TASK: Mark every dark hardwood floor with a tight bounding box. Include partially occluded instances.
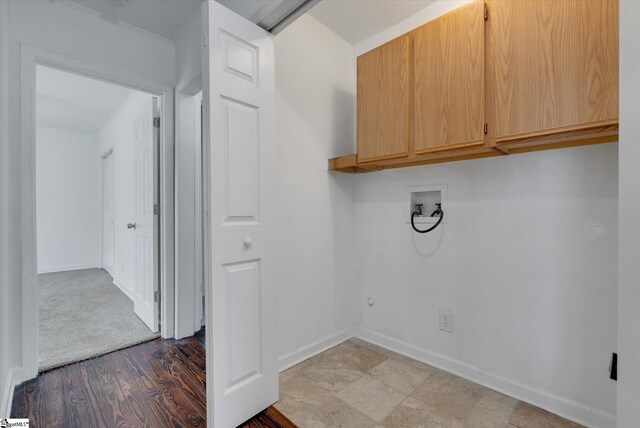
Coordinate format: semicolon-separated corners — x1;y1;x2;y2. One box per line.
11;329;295;428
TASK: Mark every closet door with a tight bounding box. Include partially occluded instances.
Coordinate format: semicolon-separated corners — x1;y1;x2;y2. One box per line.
486;0;619;144
413;0;485;153
357;35;411;163
203;1;278;426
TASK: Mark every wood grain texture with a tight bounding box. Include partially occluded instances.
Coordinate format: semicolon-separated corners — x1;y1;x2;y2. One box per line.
486;0;619;142
357;35;410;163
499;123;618;154
329;146;503;173
11;330;296;428
414;0;485;153
328;154;377;173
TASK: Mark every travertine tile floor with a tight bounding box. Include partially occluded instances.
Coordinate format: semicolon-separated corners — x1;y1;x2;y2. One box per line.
275;338;583;428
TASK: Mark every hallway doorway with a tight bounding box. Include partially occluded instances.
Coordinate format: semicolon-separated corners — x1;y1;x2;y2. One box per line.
35;65;161;371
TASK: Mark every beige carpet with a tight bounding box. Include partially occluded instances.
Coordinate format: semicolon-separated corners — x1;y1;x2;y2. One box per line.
38;268;159;372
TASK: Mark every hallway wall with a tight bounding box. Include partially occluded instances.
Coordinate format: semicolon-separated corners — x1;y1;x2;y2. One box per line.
0;0;12;417
0;0;175;393
36;126;100;273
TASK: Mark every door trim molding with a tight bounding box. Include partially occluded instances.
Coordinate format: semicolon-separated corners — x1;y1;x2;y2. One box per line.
175;71;204;339
99;149;114;276
19;43;175;380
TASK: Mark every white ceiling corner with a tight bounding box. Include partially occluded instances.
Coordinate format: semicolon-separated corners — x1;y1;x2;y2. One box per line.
36;66;135;134
308;0;434;45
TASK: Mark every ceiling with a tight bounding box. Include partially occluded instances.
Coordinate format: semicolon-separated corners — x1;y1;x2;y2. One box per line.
65;0;314;40
37;66;134;134
63;0;426;44
67;0;202;40
308;0;433;45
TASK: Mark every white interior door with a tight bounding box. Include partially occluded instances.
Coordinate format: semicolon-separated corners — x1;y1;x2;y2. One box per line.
102;152;115;275
133;97;160;333
203;2;277;426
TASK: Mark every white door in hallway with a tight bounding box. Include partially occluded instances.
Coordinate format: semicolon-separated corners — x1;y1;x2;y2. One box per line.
133;97;160;333
203;1;277;426
102;151;115;275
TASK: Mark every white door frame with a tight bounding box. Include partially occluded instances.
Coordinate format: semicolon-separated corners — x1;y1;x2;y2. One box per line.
20;44;175;380
175;71;205;339
100;148;115;276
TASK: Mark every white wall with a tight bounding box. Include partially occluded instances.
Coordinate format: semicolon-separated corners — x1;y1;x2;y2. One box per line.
98;92;154;297
175;7;202;90
36;126;100;273
617;1;640;427
0;0;175;392
355;144;618;427
274;14;359;367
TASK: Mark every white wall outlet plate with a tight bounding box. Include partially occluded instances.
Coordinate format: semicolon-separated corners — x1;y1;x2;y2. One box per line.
439;310;454;333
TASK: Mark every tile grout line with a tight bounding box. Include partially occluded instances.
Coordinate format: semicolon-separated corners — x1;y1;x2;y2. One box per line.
323;341;403;423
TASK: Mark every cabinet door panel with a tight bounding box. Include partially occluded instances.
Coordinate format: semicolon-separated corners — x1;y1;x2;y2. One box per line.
414;0;485;153
487;0;619;142
357;36;410;163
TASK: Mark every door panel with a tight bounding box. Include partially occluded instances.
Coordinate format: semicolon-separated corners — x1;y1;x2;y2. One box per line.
487;0;619;142
133;97;159;333
414;0;485;153
357;35;410;163
223;259;261;391
222;98;259;222
203;1;277;427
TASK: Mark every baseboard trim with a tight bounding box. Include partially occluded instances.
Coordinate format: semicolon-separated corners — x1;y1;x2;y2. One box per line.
37;263;99;274
354;327;615;428
278;328;353;372
112;278;134;302
1;367;20;418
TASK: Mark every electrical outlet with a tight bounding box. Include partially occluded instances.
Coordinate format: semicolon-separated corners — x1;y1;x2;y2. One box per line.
439;310;454;333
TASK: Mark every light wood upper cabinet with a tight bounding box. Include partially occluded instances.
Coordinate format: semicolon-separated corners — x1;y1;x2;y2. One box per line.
486;0;619;145
332;0;619;173
357;35;410;163
414;0;485;153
